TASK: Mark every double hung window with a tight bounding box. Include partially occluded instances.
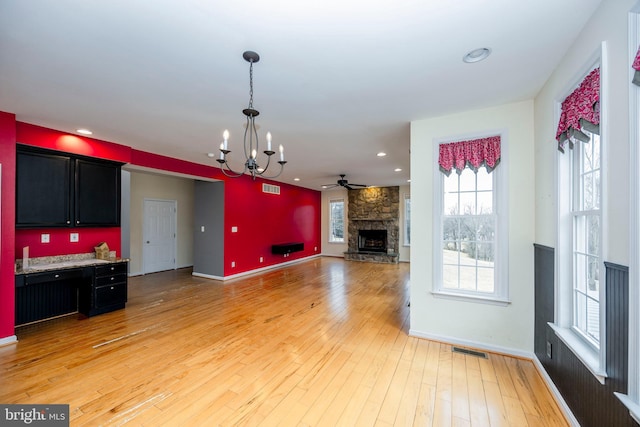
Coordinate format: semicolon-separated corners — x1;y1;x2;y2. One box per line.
433;135;508;303
329;199;345;243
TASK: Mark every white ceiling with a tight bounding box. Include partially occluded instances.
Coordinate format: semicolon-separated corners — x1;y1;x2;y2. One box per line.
0;0;601;190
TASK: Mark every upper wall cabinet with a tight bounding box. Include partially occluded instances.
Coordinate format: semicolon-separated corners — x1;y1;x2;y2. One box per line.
16;145;122;228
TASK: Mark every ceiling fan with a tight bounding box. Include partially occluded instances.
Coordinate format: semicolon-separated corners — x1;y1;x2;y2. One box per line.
322;174;368;190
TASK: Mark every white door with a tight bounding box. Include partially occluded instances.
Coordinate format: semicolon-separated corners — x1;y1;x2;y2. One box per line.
143;199;176;274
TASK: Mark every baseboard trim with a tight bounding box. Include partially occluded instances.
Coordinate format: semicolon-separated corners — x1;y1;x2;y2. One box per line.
532;355;580;427
194;254;322;282
408;329;532;359
0;335;18;347
408;329;578;426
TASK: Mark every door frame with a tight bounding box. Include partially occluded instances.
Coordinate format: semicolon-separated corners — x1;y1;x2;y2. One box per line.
142;198;177;275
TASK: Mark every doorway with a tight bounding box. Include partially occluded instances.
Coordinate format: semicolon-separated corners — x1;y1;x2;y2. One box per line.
143;199;177;274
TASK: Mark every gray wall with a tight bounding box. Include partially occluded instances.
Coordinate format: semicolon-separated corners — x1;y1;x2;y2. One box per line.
193;180;225;277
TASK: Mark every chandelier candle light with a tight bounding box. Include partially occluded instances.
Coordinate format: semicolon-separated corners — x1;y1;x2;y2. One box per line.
216;51;286;179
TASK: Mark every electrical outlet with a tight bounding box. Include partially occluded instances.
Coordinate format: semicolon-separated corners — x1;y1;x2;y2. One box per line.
41;233;50;243
260;257;263;263
201;226;205;232
546;341;552;359
231;226;238;233
70;233;79;242
314;246;317;251
231;261;235;268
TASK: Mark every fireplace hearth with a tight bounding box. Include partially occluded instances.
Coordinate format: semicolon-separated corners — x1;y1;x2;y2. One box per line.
358;229;387;253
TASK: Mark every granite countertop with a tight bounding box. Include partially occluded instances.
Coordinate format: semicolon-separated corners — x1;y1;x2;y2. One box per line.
16;253;129;275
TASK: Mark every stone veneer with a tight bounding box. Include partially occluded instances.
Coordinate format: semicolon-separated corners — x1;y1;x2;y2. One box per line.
344;186;399;264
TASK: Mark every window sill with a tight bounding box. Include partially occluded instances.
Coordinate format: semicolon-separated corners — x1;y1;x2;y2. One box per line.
431;290;511;306
614;393;640;424
548;322;607;384
328;241;345;245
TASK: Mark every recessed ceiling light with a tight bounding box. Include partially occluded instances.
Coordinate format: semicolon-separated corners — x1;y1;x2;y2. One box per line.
294;178;300;181
76;128;93;135
407;179;411;183
207;153;215;158
463;48;491;63
321;185;328;189
394;168;402;172
377;152;387;157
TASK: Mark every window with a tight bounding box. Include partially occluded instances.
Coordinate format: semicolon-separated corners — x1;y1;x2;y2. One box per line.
554;59;606;382
404;194;411;246
441;168;496;293
433;135;508;303
329;198;345;243
571;130;602;346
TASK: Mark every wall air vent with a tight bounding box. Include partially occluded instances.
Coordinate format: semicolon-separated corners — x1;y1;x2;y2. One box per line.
452;346;488;358
262;183;280;195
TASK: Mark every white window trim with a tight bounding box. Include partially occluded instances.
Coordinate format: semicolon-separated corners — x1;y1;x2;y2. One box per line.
431;130;509;305
403;193;411;247
553;42;608;383
617;3;640;420
328;198;345;244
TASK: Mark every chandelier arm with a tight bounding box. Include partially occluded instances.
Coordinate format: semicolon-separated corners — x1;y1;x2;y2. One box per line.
217;159;246;178
255;161;287;180
243;116;251;160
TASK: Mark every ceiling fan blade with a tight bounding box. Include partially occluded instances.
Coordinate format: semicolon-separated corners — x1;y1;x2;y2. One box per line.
350;183;368;187
344;184;354;190
321;183;339;188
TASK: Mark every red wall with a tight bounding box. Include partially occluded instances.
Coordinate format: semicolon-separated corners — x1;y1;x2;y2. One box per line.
15;228;121;258
223;177;321;276
1;119;321;342
0;112;16;340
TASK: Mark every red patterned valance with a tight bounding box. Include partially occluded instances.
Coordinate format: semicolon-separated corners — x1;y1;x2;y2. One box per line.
438;136;501;176
556;67;600;152
633;47;640;86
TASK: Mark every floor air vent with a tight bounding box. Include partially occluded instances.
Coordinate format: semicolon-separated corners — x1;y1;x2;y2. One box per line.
452;347;488;358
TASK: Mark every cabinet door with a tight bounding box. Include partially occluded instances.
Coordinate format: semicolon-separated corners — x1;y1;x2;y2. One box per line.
75;159;121;226
16;150;72;227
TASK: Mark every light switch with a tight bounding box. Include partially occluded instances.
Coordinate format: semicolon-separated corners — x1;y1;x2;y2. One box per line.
41;234;50;243
231;226;238;233
70;233;79;242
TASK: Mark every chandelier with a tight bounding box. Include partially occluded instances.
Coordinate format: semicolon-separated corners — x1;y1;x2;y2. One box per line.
216;51;286;179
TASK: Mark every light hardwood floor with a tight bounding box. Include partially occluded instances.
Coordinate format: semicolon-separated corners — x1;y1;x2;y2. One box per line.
0;257;568;426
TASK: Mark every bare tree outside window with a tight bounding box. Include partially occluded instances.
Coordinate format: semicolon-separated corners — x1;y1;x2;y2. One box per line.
442;168;495;293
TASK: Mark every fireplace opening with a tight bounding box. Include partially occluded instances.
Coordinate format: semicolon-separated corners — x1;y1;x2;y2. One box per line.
358;229;387;253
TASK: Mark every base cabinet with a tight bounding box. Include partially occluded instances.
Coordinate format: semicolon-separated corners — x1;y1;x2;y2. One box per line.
80;262;128;317
16;261;128;326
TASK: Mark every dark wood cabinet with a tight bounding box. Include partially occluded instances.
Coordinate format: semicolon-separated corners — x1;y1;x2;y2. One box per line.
75;159;121;226
15;268;84;326
16;261;129;325
16;145;122;228
79;262;128;317
16;149;73;227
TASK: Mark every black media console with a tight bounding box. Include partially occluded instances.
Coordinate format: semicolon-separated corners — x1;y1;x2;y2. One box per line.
271;242;304;255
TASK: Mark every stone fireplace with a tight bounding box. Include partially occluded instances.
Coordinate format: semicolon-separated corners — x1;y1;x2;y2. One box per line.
344;186;399;263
